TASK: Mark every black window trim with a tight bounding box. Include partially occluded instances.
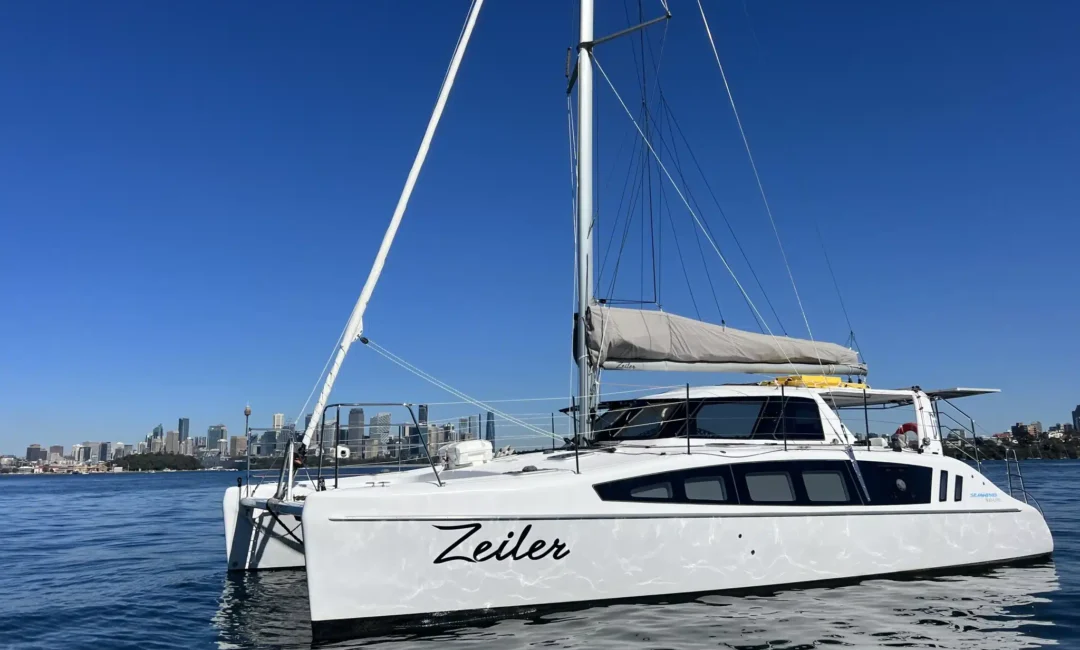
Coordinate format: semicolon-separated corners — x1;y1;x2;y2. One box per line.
939;469;948;502
594;459;935;508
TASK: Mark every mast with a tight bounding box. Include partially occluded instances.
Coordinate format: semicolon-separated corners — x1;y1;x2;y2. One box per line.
575;0;595;441
300;0;485;449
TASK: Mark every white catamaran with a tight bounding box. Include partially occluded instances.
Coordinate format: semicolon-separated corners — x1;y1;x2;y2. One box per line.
223;0;1052;640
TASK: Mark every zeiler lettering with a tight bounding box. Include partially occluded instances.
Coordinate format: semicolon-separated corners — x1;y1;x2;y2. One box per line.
433;523;571;564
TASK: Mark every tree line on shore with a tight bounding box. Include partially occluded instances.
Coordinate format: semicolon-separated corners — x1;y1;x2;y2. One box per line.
944;436;1080;461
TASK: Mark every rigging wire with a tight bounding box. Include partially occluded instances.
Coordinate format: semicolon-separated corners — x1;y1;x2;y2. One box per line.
815;223;865;362
361;338;562;441
695;0;820;353
659;95;787;334
591;53;804;376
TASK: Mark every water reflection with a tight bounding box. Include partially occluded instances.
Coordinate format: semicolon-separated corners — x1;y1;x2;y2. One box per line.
214;563;1062;649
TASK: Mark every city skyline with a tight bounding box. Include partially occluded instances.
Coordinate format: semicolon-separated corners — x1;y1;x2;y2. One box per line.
9;401;1080;457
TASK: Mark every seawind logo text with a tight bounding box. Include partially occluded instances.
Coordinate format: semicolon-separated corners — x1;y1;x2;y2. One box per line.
970;491;1000;499
433;523;571;564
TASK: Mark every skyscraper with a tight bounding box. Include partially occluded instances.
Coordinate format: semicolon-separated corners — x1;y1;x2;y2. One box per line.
153;424;164;440
99;442;111;461
1073;405;1080;432
348;408;366;450
370;413;392;444
178;417;190;442
468;415;479;439
207;425;227;452
458;417;469;441
304;413;313;433
25;444;46;462
165;431;179;454
229;436;247;457
418;404;429;426
49;445;65;462
72;443;84;461
485;411;495;443
272;413;285;430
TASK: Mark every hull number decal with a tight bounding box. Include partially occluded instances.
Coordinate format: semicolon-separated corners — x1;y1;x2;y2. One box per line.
433;523;570;564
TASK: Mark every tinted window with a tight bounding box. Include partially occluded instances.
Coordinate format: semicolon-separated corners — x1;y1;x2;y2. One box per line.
593;466;736;504
693;397;824;441
745;472;796;503
939;470;948;502
621;404;679;439
860;461;932;505
954;475;963;502
803;470;850;503
631;482;672;499
684;476;728;502
695;401;764;438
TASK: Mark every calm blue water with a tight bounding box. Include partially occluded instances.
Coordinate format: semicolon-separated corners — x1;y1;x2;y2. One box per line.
2;462;1077;649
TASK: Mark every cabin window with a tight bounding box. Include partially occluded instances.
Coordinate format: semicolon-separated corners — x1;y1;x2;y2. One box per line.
695;401;763;438
744;472;796;503
593;466;737;504
684;476;729;502
954;475;963;502
803;470;850;503
692;397;825;441
939;470;948;502
859;461;932;505
630;482;673;500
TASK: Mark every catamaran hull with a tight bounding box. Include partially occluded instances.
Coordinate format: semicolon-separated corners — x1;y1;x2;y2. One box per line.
303;504;1052;639
223;485;306;571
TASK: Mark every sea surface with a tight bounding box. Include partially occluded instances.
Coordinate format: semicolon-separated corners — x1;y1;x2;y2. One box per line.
2;461;1077;649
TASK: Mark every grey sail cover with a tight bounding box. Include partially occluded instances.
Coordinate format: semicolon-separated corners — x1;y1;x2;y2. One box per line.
583;306;866;375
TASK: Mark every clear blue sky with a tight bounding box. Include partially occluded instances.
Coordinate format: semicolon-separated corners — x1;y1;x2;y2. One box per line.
3;1;1079;454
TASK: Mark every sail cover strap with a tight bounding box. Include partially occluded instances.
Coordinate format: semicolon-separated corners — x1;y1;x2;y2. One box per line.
581;306;866;375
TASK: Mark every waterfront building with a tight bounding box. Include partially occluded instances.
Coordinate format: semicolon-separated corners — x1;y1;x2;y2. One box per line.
80;444;93;462
48;445;65;463
218;438;228;455
178;417;190;442
468;415;479;439
370;413;392;444
485;411;495;443
458;418;469;441
25;444;46;463
272;413;285;430
418;404;429;427
123;444;134;456
194;436;207;450
229;436;247;458
164;431;179;454
207;425;227;451
136;441;147;455
348;408;366;450
71;443;84;462
151;438;163;454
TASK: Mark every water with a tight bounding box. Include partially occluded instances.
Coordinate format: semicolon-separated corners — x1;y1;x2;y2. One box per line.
2;462;1077;649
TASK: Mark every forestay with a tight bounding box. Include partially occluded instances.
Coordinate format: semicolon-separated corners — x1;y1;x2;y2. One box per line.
582;305;866;375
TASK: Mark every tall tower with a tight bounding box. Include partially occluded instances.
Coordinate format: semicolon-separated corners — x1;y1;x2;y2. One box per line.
272;413;285;430
178;417;190;442
348;408;366;450
485;411;495;444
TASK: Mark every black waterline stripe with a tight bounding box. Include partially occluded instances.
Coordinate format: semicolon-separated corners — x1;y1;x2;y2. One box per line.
328;508;1021;522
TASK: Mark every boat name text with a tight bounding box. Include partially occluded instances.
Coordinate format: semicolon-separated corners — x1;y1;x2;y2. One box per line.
433;523;571;564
